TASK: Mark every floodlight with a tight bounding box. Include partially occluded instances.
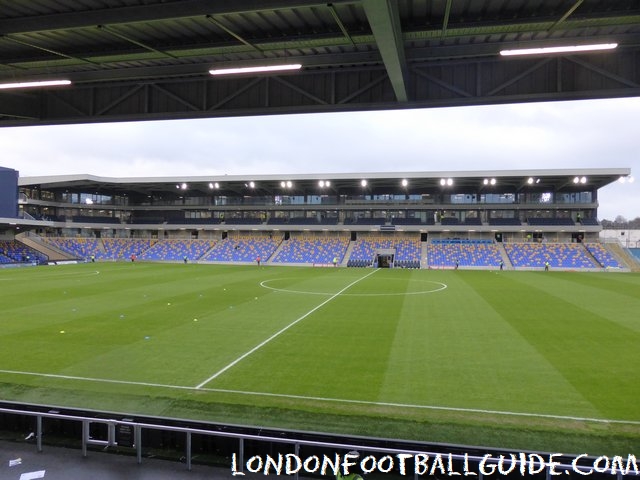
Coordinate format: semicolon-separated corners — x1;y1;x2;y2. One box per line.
209;64;302;75
360;179;367;187
500;43;617;57
286;181;292;188
527;177;534;184
249;181;255;188
447;178;453;186
0;79;71;90
401;179;408;187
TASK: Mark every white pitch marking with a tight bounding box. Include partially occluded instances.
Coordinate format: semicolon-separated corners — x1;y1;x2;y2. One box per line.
194;269;380;389
197;387;640;426
0;369;193;391
259;278;447;296
0;368;638;426
0;270;100;282
20;471;46;480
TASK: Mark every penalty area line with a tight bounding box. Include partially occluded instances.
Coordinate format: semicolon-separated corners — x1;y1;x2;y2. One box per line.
1;368;638;426
194;268;379;389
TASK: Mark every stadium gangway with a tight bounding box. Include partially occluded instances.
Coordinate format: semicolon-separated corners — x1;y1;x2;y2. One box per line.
0;404;636;479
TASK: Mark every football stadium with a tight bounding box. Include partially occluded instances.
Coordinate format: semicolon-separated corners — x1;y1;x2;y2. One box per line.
2;167;640;477
2;1;640;479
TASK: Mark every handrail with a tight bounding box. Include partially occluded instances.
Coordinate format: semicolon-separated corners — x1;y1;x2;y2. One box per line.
0;405;636;477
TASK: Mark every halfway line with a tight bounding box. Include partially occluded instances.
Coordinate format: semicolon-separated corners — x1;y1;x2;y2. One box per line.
194;268;379;389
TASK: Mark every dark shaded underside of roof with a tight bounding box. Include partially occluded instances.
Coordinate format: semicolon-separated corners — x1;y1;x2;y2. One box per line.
1;0;639;127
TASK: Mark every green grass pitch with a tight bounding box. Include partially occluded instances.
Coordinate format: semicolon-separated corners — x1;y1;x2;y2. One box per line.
1;262;639;454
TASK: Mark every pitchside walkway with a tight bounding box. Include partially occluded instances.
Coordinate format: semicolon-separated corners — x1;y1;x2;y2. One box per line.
0;439;310;480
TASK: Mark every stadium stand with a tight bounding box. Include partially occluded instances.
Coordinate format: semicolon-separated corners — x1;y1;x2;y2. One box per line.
348;235;393;266
504;242;597;269
579;217;600;226
71;215;117;224
348;235;421;268
463;217;482;226
288;217;320;225
427;239;502;268
45;237;102;259
526;217;575;226
169;217;222;225
440;217;460;226
584;243;623;268
35;235;630;272
129;215;165;224
140;239;216;261
0;240;48;264
267;217;288;225
344;217;386;226
102;238;156;260
224;217;263;225
10;170;633;272
272;234;349;264
391;217;424;225
488;218;522;226
202;234;280;262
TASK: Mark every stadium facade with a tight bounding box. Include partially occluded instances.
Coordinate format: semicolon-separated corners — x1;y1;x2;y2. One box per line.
0;166;634;270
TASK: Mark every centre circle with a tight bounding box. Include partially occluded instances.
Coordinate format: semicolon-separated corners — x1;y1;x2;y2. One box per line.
259;278;447;296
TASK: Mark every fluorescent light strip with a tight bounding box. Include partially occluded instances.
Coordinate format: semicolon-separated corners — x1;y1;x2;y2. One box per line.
500;43;617;56
0;79;72;90
209;64;302;75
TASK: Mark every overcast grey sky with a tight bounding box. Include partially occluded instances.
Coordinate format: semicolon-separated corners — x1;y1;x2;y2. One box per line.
1;97;638;221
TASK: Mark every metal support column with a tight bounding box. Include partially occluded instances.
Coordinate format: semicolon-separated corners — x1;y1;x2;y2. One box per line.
135;425;142;464
294;443;300;480
185;431;192;471
36;415;43;453
238;437;244;475
82;420;89;457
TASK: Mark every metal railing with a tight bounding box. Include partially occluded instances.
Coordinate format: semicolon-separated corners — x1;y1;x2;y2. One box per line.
0;404;637;479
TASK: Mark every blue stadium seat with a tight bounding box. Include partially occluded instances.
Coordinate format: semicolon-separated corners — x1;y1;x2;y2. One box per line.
427;240;501;268
202;235;280;262
504;243;596;268
273;235;349;264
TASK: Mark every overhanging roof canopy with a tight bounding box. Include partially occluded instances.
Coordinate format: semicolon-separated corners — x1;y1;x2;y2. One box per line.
1;0;640;126
19;168;630;199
